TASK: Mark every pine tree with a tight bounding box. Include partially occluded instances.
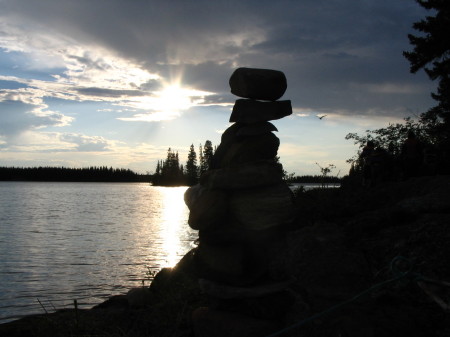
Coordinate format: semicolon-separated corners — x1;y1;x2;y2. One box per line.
200;140;214;175
198;143;205;175
153;148;184;185
185;144;198;185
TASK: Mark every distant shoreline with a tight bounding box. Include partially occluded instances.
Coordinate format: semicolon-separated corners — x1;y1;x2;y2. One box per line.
0;166;152;183
1;166;343;185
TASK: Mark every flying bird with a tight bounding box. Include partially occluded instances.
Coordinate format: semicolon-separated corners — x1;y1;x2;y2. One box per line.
317;115;327;120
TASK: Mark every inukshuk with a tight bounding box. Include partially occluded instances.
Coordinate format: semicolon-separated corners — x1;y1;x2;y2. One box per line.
185;67;295;335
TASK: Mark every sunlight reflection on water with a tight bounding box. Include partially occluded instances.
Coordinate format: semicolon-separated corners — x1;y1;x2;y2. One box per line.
0;182;197;323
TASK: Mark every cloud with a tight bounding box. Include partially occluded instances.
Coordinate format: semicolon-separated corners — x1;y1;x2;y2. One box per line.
0;0;435;120
60;133;111;152
0;100;72;136
118;111;181;123
75;87;147;98
0;0;439;175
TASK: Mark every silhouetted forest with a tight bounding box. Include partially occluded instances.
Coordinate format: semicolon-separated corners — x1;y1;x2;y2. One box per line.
152;141;214;186
0;166;151;182
288;175;341;184
151;141;342;186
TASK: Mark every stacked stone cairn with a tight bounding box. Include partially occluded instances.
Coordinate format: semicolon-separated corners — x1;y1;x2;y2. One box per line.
185;67;296;336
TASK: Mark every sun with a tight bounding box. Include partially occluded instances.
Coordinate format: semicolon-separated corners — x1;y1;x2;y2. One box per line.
118;79;215;122
156;85;192;113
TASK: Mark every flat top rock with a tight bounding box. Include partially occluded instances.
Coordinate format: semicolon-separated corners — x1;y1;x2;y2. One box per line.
236;122;278;136
229;67;287;101
230;99;292;123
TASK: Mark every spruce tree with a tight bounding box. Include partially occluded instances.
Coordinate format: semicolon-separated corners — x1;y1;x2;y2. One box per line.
200;140;214;174
185;144;198;185
198;143;205;175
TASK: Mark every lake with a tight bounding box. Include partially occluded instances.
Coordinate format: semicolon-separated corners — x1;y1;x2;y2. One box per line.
0;182;197;323
0;181;337;323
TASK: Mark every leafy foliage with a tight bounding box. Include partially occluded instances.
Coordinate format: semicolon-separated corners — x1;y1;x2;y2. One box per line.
346;1;450;175
345;117;427;164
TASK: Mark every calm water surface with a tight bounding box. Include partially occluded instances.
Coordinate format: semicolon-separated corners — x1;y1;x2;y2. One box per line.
0;182;197;323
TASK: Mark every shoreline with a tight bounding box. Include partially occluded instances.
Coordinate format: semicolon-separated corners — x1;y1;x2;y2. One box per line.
2;175;449;336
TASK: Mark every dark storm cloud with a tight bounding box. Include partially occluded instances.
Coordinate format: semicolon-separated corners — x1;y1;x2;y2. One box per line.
153;61;235;95
0;0;435;117
1;0;259;62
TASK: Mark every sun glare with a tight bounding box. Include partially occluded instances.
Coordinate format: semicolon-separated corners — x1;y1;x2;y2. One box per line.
160;187;189;267
157;85;191;112
118;78;215;121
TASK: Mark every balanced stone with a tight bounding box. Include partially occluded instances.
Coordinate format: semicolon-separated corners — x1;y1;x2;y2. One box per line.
198;218;284;246
229;183;295;230
212;123;245;169
236;122;278;136
220;123;245;144
218;132;280;167
198;219;245;246
195;242;246;283
184;184;229;231
230;99;292;123
189;68;296;333
229;67;287;101
198;278;294;299
200;160;283;190
218;122;277;145
195;242;269;286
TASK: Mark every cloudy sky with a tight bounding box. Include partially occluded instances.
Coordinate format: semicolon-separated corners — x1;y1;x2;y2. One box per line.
0;0;436;176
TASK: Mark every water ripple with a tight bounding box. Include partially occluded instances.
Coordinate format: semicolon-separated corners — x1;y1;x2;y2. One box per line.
0;182;197;323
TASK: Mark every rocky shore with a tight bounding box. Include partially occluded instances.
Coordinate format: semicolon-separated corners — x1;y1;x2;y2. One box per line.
1;174;449;337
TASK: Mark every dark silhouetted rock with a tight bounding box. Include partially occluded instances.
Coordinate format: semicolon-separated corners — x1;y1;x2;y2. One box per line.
217;132;280;167
229;67;287;101
198;219;245;245
195;241;270;286
236;121;278;136
200;160;283;190
194;242;246;283
198;278;293;299
212;122;279;169
230;183;295;230
192;307;280;337
198;219;285;246
184;184;229;230
220;122;245;143
126;288;152;308
230;99;292;123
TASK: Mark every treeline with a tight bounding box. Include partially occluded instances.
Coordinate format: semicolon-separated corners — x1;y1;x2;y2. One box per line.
152;141;342;186
0;166;151;182
287;175;341;184
152;141;214;186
